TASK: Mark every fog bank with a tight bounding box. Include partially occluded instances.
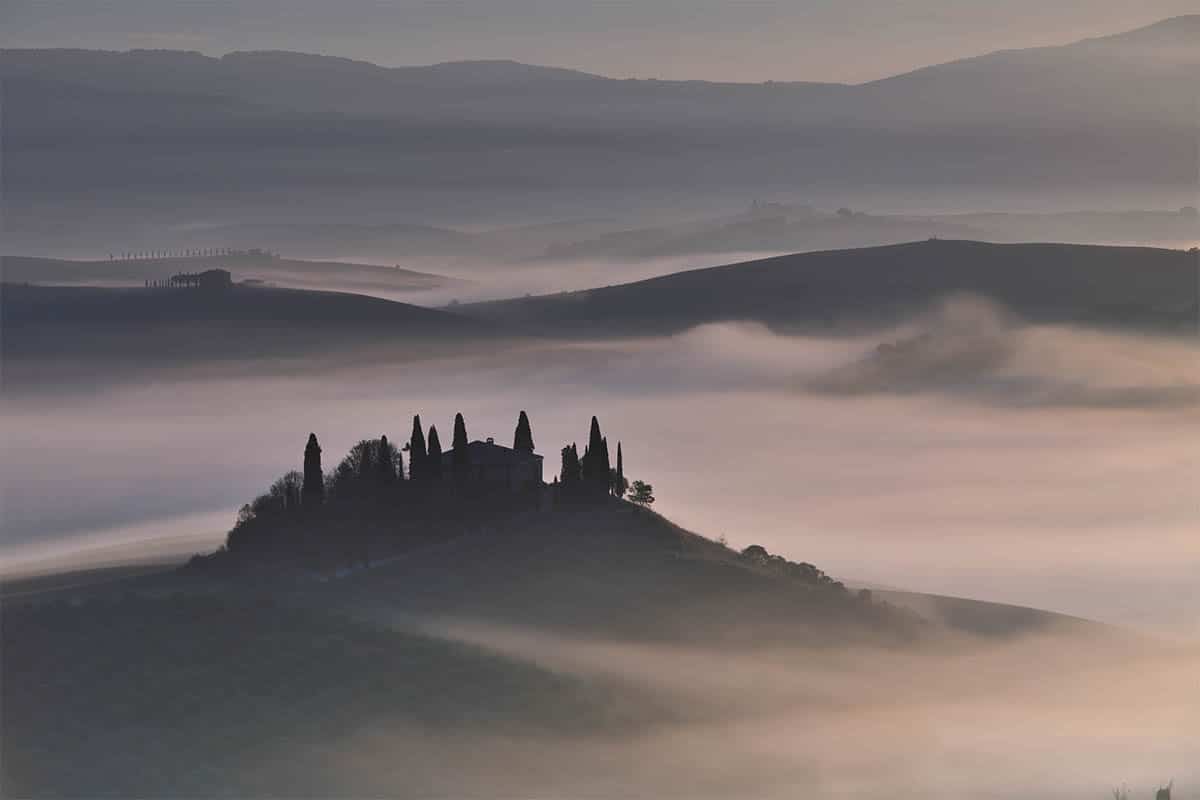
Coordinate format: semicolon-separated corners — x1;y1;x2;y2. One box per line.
3;306;1196;634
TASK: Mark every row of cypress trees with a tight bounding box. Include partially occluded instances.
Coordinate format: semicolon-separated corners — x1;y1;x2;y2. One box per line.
299;410;545;501
559;416;626;498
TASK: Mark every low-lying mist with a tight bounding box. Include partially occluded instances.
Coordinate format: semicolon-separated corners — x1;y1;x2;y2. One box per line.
312;620;1199;798
3;298;1197;635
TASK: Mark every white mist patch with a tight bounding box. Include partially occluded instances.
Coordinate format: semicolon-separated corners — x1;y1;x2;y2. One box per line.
323;619;1200;799
0;508;228;579
807;295;1200;410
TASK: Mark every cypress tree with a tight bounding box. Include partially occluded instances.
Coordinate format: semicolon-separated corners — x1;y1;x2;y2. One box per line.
427;426;443;480
615;441;625;497
513;410;535;452
582;416;609;492
302;433;324;503
588;416;604;458
409;415;427;481
452;412;470;475
560;443;580;485
377;435;397;484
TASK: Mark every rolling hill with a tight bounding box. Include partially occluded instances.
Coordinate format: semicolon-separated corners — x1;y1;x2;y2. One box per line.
1;253;464;294
0;496;1117;797
465;240;1200;335
0;461;1138;797
0;282;497;367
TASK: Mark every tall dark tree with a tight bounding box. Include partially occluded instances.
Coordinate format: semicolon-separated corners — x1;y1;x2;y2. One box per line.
376;435;397;484
409;415;427;481
452;412;470;476
612;440;627;497
302;433;324;504
513;410;535;453
560;443;580;485
427;425;444;480
588;416;604;459
581;416;611;493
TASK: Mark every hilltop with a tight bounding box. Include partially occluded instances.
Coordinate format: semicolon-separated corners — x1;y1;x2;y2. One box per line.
1;252;464;295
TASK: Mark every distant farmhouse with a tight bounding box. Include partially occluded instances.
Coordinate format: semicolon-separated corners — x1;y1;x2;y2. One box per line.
145;268;233;290
169;268;233;290
440;438;543;491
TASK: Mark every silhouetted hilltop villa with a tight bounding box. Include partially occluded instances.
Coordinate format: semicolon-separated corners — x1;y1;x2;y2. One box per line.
144;268;234;289
170;268;232;289
441;438;543;490
209;409;642;567
229;409;630;527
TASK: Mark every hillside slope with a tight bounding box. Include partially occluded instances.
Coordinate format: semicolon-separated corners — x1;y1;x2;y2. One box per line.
1;499;1131;797
1;253;463;294
466;240;1199;335
1;283;496;365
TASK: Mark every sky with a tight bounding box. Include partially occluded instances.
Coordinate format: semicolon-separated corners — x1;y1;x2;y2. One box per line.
3;0;1198;82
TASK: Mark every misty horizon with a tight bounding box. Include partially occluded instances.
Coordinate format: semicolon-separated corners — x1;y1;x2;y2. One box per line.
4;5;1197;83
2;3;1197;796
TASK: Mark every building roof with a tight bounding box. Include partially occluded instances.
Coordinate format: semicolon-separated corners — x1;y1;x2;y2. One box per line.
439;439;542;465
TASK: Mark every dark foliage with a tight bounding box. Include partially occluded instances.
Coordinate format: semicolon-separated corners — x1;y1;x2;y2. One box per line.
452;412;470;475
513;410;535;453
739;544;846;591
376;435;399;484
426;425;444;480
580;417;611;495
302;432;323;504
613;441;627;497
327;438;400;499
560;443;580;486
628;479;654;506
408;415;427;481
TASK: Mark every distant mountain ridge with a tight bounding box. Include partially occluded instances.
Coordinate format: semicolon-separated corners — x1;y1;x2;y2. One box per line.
5;15;1195;87
3;16;1195;240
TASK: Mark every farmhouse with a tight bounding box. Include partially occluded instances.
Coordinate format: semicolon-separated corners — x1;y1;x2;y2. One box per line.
440;438;543;491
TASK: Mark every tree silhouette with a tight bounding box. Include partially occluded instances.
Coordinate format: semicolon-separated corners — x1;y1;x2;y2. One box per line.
614;441;626;497
427;425;444;480
302;433;324;504
581;417;611;495
376;435;397;485
560;443;580;485
629;480;655;506
513;410;535;453
452;412;470;477
328;439;385;497
409;415;427;481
